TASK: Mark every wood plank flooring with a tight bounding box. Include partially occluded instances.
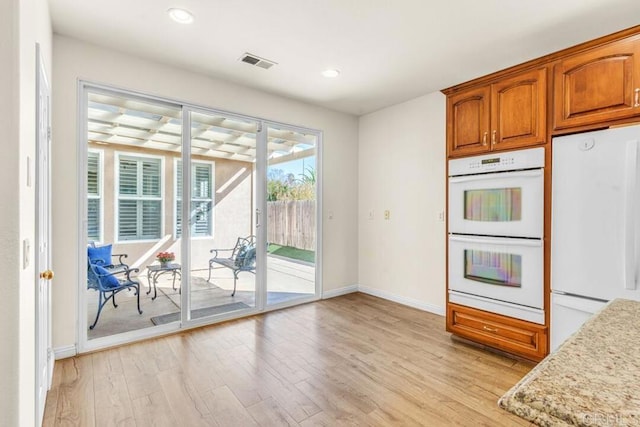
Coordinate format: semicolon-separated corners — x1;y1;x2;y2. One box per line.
44;293;535;426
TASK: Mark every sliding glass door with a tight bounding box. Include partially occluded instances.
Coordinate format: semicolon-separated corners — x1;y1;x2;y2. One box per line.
84;89;184;341
184;109;259;324
80;82;320;351
265;125;319;306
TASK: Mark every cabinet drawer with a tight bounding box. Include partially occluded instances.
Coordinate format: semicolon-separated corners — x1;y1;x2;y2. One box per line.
447;303;548;361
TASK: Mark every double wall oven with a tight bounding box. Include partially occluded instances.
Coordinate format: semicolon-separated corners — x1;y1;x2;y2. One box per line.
448;147;545;324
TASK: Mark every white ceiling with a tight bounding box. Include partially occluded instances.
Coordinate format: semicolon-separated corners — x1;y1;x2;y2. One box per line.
49;0;640;116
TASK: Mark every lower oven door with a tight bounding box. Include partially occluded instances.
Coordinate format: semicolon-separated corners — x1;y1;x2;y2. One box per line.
448;234;543;310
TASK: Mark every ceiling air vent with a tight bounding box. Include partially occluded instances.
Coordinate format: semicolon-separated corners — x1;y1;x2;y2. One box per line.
239;53;277;70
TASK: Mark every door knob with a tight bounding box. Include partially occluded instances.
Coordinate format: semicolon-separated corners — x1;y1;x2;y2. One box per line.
39;270;54;280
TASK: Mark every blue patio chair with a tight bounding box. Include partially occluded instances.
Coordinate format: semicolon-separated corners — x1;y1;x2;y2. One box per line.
87;258;143;330
207;235;256;296
87;242;129;274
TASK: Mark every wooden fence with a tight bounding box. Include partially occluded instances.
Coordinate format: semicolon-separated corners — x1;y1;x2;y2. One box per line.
266;200;316;251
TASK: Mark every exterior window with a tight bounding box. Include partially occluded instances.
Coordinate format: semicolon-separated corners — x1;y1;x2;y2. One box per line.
87;150;102;242
176;160;214;237
117;154;162;241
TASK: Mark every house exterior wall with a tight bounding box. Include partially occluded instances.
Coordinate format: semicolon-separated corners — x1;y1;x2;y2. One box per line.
358;91;447;314
89;142;254;271
52;35;359;351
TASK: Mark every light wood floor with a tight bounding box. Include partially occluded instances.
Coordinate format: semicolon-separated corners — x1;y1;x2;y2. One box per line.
44;293;535;426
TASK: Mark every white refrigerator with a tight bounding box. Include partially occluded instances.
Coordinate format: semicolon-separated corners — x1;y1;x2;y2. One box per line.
551;124;640;351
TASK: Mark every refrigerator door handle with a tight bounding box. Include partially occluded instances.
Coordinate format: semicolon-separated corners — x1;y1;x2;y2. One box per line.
624;139;639;290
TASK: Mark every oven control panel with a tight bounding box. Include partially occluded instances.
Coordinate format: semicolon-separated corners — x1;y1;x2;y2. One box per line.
448;147;544;176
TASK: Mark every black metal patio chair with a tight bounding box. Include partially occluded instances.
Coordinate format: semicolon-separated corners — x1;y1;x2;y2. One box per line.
207;235;256;296
87;258;143;330
87;242;129;274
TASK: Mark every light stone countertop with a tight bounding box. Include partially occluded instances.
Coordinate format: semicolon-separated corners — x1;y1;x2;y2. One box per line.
499;298;640;427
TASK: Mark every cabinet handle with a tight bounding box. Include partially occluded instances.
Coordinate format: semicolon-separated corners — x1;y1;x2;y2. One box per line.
635;88;640;107
482;131;488;146
482;325;498;333
491;130;497;145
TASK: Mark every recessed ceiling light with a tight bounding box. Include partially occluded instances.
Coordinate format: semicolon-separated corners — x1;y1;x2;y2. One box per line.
322;69;341;78
167;8;194;24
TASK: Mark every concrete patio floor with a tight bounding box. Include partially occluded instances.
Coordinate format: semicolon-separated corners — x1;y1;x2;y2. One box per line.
87;256;315;339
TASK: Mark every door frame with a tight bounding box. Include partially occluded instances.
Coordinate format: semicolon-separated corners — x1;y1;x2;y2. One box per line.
35;43;53;426
76;81;322;353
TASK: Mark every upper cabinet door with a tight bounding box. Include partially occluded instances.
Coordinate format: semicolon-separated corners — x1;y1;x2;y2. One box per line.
447;86;491;157
491;68;547;151
554;38;640;130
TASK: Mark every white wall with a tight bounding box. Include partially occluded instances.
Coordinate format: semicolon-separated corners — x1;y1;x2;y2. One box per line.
358;92;447;314
0;0;51;424
0;1;21;424
52;35;359;349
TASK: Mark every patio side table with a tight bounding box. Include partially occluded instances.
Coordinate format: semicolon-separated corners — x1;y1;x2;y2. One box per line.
146;263;182;300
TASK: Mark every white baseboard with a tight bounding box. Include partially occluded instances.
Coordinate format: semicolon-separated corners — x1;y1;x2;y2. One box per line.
53;344;77;360
322;284;358;299
358;285;445;316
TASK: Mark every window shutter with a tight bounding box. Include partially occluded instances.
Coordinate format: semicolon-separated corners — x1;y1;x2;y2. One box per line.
192;201;212;236
118;200;138;240
119;159;138;195
175;161;213;237
87;151;101;241
142;159;161;196
193;164;211;199
118;155;163;241
176;199;183;237
142;200;162;239
176;161;183;237
87;199;100;241
87;152;99;196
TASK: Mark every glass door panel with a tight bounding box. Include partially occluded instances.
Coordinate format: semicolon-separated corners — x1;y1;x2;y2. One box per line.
265;125;318;306
85;90;183;340
187;110;258;320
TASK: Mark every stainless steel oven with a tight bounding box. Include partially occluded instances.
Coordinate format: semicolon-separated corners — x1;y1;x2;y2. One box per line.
448;147;545;324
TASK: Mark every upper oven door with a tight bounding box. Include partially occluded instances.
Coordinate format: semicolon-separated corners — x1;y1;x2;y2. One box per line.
448;169;543;238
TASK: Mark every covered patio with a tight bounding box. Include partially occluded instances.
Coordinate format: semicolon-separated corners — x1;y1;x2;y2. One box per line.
87;255;315;339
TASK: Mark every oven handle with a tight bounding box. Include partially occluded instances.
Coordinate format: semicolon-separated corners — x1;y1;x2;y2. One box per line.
448;168;542;184
448;235;542;247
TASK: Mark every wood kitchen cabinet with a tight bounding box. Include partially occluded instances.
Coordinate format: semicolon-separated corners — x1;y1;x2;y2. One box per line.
447;303;548;361
447;86;491;157
554;36;640;130
447;68;547;158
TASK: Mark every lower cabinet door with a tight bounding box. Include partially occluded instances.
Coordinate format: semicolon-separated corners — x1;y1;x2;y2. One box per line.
447;303;548;361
